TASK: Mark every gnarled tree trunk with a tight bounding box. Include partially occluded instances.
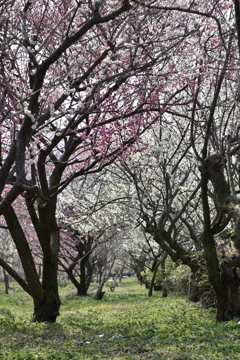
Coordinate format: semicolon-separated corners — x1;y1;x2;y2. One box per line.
202;154;240;320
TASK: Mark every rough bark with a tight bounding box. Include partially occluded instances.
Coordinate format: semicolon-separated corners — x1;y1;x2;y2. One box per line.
202;154;240;320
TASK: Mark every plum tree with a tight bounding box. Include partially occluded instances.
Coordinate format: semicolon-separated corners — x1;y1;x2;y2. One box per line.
1;0;191;321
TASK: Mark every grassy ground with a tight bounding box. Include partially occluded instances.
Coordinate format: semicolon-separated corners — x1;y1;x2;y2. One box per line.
0;278;240;359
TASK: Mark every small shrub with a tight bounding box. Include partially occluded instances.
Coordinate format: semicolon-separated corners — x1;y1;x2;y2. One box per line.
167;264;192;294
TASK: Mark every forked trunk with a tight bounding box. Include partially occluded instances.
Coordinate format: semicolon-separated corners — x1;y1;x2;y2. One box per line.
65;266;89;296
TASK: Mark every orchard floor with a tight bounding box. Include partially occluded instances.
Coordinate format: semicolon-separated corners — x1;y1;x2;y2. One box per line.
0;277;240;359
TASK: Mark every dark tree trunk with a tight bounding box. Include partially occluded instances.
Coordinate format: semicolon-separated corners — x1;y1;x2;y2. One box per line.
188;273;199;302
162;285;167;298
201;167;227;321
220;261;240;318
94;291;105;300
67;269;89;296
33;289;60;322
201;154;240;321
63;253;92;296
94;259;116;300
148;260;159;297
32;201;61;323
32;234;61;322
77;286;88;296
148;252;167;297
76;257;90;296
161;256;168;298
94;281;105;300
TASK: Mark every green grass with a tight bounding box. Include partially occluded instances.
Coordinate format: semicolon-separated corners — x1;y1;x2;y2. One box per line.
0;278;240;359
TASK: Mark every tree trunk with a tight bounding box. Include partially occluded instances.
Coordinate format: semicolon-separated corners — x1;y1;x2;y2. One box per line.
161;256;168;298
32;201;61;322
201;154;240;321
220;261;240;319
148;261;159;297
201;167;227;321
148;253;167;297
32;240;61;322
94;258;115;300
32;289;60;322
32;246;61;322
63;254;92;296
2;202;61;323
77;257;88;296
188;273;199;302
94;281;105;300
77;288;87;296
162;284;168;298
